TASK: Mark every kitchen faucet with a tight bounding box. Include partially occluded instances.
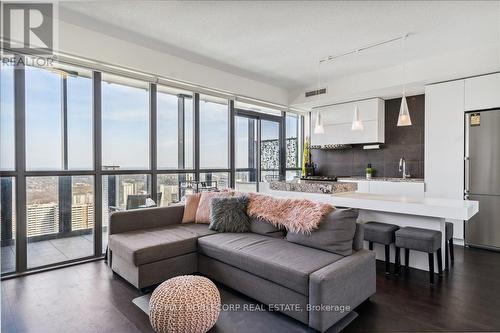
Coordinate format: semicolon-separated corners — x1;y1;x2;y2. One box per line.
399;157;411;179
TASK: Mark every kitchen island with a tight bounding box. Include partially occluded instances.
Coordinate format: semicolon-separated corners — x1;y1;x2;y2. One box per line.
264;181;479;272
269;179;357;194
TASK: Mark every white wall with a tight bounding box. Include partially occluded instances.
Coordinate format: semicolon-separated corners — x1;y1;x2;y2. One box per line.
57;20;289;105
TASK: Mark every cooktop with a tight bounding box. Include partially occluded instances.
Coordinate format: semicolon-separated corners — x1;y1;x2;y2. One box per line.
300;176;338;182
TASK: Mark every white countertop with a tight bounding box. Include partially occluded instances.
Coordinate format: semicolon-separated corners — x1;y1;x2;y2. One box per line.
337;176;424;183
330;192;478;220
262;185;478;221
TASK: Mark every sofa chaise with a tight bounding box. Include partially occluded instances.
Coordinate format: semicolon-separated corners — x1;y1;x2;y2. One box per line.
108;205;376;332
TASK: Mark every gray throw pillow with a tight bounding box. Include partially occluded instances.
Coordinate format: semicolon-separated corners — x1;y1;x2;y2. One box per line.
209;196;250;232
286;208;358;256
250;217;285;238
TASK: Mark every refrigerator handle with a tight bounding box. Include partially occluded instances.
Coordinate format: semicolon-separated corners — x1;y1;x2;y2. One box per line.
464;156;470;196
464;113;470;197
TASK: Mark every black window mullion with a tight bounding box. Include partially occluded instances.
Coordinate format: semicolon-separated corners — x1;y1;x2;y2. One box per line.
193;93;200;181
300;114;305;171
256;118;261;191
177;95;185;170
93;71;103;256
229;100;235;188
150;84;158;204
279;111;286;181
59;77;72;237
248;118;256;182
14;55;27;273
62;77;68;170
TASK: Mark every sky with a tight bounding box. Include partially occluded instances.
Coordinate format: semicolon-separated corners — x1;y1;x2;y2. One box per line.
0;64;298;172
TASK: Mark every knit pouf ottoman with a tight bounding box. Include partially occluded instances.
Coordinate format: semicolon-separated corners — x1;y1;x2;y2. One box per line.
149;275;221;333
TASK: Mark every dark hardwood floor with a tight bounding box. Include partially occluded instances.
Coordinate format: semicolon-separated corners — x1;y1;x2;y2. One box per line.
2;245;500;333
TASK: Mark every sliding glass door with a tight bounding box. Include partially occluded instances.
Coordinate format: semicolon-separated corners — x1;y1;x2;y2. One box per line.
235;109;284;191
260;119;282;183
235;115;258;192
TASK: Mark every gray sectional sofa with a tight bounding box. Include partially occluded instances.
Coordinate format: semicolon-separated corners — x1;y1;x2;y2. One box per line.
108;205;376;332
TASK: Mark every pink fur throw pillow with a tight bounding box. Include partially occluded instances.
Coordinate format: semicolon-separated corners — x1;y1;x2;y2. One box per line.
182;193;201;223
195;191;234;224
247;193;334;234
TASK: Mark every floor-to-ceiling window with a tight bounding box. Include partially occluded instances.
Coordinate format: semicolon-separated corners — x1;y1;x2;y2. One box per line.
199;95;230;189
235;115;258;192
100;75;150;251
4;60;97;271
26;64;94;268
0;55;304;276
235;104;305;188
1;60;16;274
156;86;196;206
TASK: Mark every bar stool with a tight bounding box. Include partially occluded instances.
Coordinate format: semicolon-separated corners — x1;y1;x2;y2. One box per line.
395;226;443;284
364;222;399;274
445;222;454;269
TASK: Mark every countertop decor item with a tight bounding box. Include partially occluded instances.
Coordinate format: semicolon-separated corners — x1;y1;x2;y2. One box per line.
302;138;310;177
365;164;374;179
302;138;314;177
149;275;221;333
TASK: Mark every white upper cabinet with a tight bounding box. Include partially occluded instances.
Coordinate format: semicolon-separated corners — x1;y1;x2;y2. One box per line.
464;73;500;111
311;98;385;145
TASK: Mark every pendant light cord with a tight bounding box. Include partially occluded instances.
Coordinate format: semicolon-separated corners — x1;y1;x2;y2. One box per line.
317;58;322;95
402;34;408;95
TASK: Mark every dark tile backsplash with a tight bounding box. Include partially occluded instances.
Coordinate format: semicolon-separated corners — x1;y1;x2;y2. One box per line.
311;94;425;178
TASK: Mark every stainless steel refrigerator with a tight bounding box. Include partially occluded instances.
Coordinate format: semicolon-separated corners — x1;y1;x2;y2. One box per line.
465;110;500;251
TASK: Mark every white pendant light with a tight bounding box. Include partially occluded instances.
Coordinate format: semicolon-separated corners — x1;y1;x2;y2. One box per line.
397;92;412;126
351;104;364;131
314;110;325;134
313;60;325;134
397;34;412;127
351;49;363;131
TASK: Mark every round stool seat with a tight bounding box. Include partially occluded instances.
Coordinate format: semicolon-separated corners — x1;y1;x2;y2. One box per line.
149;275;221;333
364;222;399;244
395;227;442;253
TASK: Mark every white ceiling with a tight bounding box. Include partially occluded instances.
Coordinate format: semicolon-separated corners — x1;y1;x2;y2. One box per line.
60;1;500;89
